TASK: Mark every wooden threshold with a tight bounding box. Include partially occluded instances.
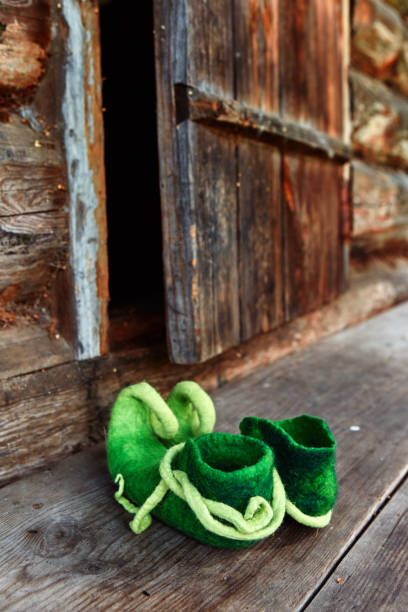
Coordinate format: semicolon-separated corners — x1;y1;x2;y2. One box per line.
1;302;407;609
1;257;408;485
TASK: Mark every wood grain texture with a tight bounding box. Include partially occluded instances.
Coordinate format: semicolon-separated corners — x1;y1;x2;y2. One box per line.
353;160;408;236
0;211;68;300
61;0;109;359
0;163;66;216
178;85;351;161
352;0;408;97
234;0;279;113
2;262;408;486
1;302;408;610
283;155;342;321
277;0;347;320
186;124;240;361
279;0;344;138
351;68;408;169
0;0;70;322
0;324;73;381
238;139;283;340
352;224;408;263
154;0;240;363
233;1;282;344
308;480;408;611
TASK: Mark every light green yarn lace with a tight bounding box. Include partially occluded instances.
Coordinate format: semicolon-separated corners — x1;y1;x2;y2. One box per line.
285;499;332;528
114;442;286;542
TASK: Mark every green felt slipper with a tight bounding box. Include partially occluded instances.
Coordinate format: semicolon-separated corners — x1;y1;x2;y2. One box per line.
240;415;337;528
107;381;286;548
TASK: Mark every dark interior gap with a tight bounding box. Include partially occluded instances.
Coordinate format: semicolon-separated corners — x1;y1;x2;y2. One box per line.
99;0;165;346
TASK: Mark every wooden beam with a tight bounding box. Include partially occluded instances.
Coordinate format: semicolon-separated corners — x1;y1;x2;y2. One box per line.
175;84;351;162
61;0;108;360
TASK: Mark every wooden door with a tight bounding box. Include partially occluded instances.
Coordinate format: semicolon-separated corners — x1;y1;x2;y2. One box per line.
154;0;350;364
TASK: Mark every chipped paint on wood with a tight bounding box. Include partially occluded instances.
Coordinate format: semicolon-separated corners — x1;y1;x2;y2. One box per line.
61;0;108;360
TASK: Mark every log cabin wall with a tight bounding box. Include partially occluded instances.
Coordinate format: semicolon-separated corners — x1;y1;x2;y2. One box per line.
0;0;69;330
0;0;108;358
351;0;408;263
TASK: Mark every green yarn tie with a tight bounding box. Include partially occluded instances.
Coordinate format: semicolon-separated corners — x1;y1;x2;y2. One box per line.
114;442;286;541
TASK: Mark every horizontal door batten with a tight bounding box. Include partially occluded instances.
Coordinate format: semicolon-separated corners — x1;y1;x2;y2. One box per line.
175;84;351;162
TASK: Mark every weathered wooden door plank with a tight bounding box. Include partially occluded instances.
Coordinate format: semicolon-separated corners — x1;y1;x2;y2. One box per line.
234;0;283;342
279;0;347;321
154;0;240;363
279;0;344;138
283;155;343;320
155;0;349;362
1;303;408;610
238;139;283;340
234;0;280;114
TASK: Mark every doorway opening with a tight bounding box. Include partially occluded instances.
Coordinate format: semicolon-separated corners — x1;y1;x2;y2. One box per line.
99;1;165;349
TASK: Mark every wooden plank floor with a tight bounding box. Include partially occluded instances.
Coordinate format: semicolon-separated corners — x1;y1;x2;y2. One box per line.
1;303;408;611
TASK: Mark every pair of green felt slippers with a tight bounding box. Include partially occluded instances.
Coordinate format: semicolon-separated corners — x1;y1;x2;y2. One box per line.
106;381;337;549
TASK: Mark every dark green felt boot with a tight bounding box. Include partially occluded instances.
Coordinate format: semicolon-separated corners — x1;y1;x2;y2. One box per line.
240;415;337;527
107;382;286;548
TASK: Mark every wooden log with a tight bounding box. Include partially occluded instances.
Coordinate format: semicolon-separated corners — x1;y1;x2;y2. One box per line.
352;0;408;98
351;69;408;169
383;0;408;25
0;0;51;112
0;0;70;323
0;212;68;301
0;163;66;216
352;160;408;235
0;117;60;166
308;480;408;611
1;302;407;609
352;224;408;263
0;324;73;380
2;259;408;485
